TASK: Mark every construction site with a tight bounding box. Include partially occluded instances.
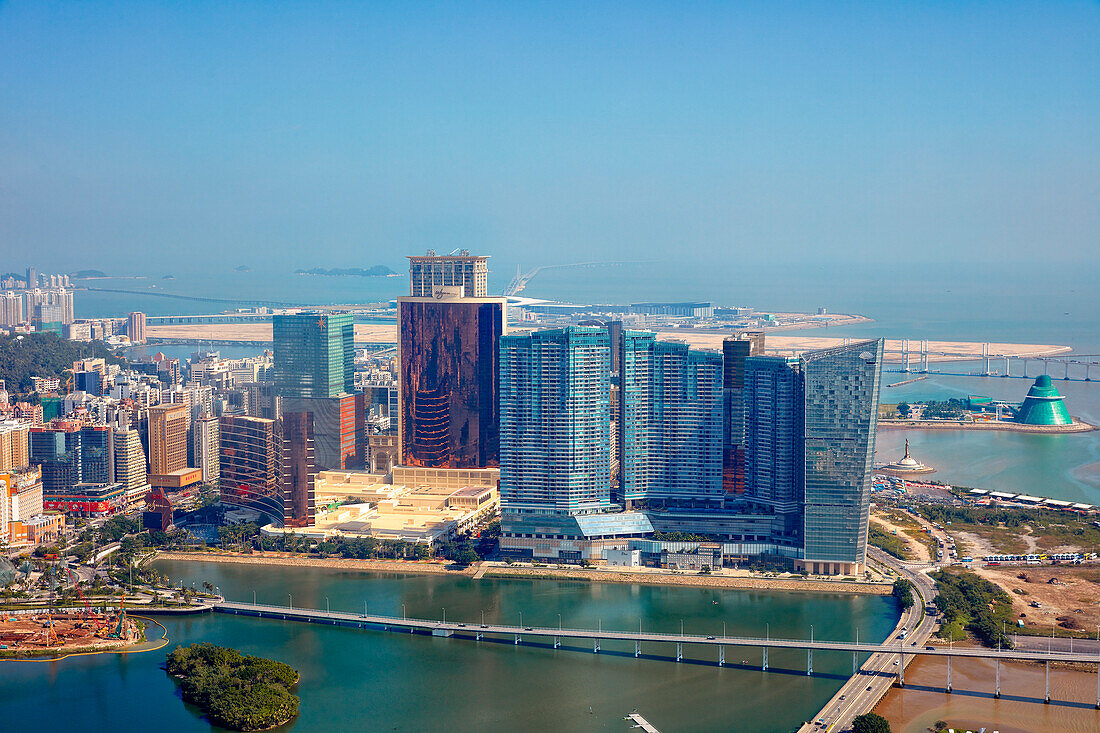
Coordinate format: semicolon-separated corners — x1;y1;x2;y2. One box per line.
0;605;141;655
0;562;143;656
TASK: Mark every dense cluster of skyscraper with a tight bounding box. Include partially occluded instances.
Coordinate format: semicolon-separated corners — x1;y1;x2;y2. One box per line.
2;253;882;573
390;251;883;574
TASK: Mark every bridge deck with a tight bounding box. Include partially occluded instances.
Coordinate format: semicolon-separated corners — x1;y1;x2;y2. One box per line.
214;602;1100;664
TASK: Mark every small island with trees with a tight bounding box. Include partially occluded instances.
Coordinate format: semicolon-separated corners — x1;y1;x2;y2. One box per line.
166;643;300;731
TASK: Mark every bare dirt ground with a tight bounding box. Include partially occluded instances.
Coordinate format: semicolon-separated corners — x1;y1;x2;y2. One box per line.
970;564;1100;633
0;613;139;653
946;521;1086;558
870;511;933;563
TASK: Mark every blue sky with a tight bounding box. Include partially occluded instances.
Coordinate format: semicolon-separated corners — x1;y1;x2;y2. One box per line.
1;1;1097;277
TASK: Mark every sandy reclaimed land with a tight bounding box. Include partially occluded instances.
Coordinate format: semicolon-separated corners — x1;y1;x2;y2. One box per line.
145;322;1070;362
654;332;1071;363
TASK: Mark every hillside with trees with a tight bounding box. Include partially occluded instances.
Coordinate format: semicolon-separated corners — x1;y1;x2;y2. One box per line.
0;333;122;395
166;643;300;731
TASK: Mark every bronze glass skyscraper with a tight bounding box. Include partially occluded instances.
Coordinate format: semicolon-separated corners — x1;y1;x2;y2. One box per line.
398;294;504;468
280;411;316;528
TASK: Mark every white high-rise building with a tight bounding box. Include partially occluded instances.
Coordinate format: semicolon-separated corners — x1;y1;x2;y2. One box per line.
114;428;150;507
192;414;220;485
0;292;24;326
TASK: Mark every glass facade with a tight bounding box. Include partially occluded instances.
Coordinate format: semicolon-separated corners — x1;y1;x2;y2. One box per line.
800;339;883;564
499;327;612;514
280;411;316;528
616;335;723;505
616;329;654;503
79;426;113;484
30;428;82;495
273;313;354;399
281;394;363;471
218;415;281;519
721;333;765;494
744;355;804;519
399;298;503;468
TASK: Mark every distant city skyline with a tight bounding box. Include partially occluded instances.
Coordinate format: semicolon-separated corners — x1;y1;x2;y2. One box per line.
2;1;1097;275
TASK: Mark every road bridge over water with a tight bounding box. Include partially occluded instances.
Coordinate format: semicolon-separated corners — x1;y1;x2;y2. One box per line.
212;599;1100;665
213;599;1100;713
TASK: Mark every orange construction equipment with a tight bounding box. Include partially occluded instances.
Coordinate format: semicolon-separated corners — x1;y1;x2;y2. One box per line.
66;567;105;630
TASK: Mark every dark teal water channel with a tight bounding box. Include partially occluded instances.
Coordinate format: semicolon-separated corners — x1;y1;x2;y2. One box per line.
0;561;900;732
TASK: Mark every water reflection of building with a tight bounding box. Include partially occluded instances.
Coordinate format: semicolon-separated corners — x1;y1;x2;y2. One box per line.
398;289;505;468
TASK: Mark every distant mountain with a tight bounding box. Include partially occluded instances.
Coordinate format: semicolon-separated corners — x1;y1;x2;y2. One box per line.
70;269;107;278
295;266;396;277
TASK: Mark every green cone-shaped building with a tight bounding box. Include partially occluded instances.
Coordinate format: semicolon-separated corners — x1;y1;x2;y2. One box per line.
1016;375;1073;426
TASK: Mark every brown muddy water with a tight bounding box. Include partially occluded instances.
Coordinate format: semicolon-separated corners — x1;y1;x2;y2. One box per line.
875;655;1100;733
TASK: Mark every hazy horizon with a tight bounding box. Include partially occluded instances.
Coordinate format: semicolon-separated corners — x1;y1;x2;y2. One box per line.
2;1;1098;277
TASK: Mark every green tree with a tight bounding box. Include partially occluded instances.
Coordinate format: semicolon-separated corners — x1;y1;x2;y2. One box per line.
892;578;914;609
852;712;892;733
453;545;479;566
897;402;911;419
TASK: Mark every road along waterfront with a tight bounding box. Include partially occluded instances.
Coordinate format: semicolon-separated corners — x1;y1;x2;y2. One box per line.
153;551;893;595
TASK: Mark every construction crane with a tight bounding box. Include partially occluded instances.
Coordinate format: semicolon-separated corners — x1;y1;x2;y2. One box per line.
66;567;105;630
103;596;129;640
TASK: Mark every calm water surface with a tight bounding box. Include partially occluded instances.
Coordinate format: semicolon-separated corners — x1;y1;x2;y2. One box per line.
0;561;900;733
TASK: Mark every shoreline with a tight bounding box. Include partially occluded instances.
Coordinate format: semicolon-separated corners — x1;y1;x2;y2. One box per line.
152;552;892;595
154;551;470;575
879;419;1096;433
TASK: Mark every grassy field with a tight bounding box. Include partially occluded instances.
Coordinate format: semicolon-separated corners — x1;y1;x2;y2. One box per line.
918;505;1100;555
869;524;911;560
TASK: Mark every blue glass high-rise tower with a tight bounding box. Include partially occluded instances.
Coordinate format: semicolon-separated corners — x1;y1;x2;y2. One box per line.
800;339;883;571
742;339;883;573
499;327;612;514
273;313;355;399
617;335;723;506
